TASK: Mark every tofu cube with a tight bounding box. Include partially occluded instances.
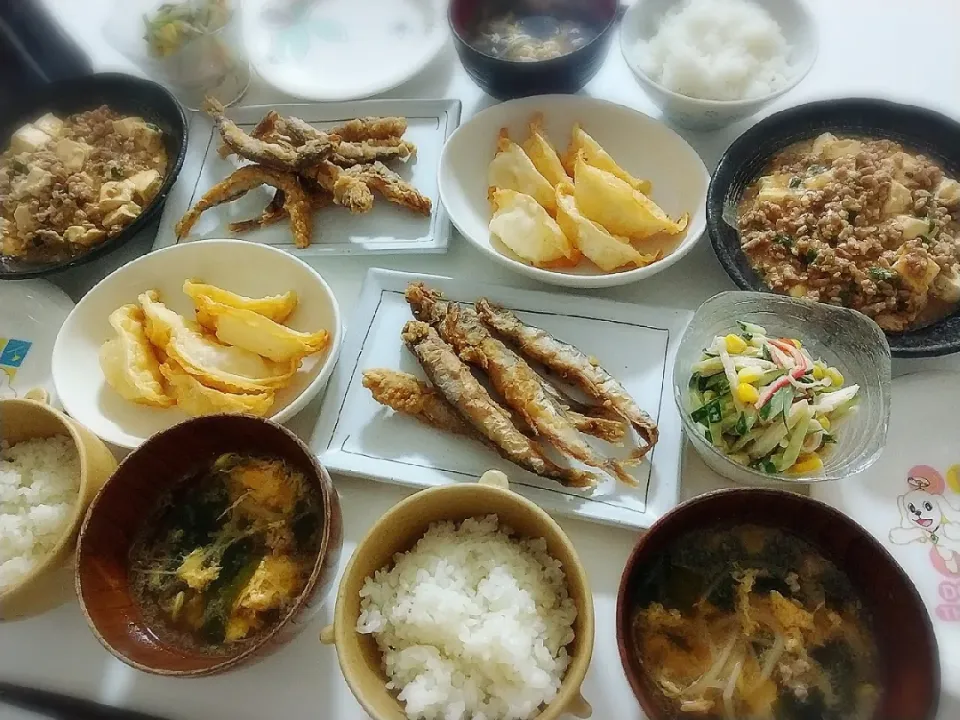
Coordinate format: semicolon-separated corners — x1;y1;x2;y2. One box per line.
102;201;141;229
33;113;64;138
16;166;52;198
55;139;92;173
128;169;161;200
883;181;912;217
893;251;941;293
13;204;35;234
63;225;106;247
10;125;51;154
936;178;960;207
933;271;960;303
98;180;136;212
893;215;930;241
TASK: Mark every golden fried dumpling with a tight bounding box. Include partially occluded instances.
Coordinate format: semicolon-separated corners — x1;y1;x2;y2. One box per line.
555;183;659;272
139;291;297;393
574;154;688;240
487;129;556;213
564;123;652;194
194;295;329;363
183;280;298;326
159;361;275;418
99;304;174;408
488;188;579;268
522;113;571;188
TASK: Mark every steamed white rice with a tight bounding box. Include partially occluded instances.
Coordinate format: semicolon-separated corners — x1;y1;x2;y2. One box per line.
357;515;577;720
634;0;793;101
0;436;80;591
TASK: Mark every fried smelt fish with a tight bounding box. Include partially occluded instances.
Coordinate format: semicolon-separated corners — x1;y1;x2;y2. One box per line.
556;182;660;272
488;129;556;213
564;123;652;194
194;295;329;363
475;298;660;457
522;113;571;188
281;117;416;167
160;361;275;418
408;285;633;485
228;190;287;233
203;98;337;172
139;291;297;394
359;162;431;215
574;154;688;240
183;280;298;325
99;304;174;408
402;321;596;488
175;165;314;247
218;110;282;159
313;162;375;214
489;188;579;268
362;369;476;437
331;116;407;141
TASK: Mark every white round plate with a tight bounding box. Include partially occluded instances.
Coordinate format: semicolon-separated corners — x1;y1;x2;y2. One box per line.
52;240;342;449
812;371;960;707
438;94;710;289
0;280;74;403
243;0;448;101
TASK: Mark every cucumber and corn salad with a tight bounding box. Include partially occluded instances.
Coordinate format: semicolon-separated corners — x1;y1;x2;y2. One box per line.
688;321;859;475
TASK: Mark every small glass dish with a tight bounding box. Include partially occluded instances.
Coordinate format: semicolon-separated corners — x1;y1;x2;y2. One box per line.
103;0;250;111
673;291;891;486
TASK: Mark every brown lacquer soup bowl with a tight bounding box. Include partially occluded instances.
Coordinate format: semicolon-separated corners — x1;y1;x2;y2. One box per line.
76;414;343;676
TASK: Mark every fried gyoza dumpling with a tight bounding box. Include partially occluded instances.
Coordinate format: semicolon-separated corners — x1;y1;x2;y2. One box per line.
487;129;556;213
522;113;570;188
564;123;652;194
488;188;579;268
194;295;329;363
139;291;297;393
159;361;275;418
574;154;688;240
183;280;298;326
99;304;174;408
555;183;659;272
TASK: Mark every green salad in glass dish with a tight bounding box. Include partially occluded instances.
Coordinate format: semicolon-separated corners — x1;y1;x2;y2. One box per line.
687;321;859;475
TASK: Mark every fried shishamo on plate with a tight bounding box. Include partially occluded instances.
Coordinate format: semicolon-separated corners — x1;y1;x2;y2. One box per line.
176;100;430;248
99;281;329;418
486;115;689;273
363;283;654;490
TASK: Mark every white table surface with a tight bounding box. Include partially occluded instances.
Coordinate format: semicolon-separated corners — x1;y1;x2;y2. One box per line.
3;1;960;718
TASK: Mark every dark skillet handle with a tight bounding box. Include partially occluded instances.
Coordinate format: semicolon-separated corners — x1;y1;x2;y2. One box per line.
0;683;172;720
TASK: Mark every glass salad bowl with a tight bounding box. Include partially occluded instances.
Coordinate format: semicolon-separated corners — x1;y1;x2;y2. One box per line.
673;291;891;486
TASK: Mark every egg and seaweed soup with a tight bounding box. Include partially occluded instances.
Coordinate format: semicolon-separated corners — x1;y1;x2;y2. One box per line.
129;454;323;653
631;525;880;720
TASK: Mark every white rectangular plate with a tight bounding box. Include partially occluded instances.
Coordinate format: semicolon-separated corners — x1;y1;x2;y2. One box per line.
311;269;693;529
154;99;461;256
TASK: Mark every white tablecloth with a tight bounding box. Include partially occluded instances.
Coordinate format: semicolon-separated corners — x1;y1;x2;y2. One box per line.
2;1;960;718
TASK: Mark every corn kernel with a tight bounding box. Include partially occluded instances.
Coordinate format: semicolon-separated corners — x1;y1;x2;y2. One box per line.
725;334;748;353
735;383;760;404
812;365;825;380
826;367;844;386
737;367;763;384
789;454;824;474
818;415;831;431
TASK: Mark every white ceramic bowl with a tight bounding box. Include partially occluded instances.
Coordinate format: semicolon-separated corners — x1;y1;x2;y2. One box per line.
52;240;342;449
620;0;819;131
438;95;709;289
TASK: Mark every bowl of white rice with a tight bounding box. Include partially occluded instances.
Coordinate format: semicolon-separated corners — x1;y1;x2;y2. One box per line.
320;470;595;720
620;0;819;130
0;397;117;620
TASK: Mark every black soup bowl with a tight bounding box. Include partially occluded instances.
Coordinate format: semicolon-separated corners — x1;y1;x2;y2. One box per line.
449;0;619;100
0;72;188;279
707;98;960;358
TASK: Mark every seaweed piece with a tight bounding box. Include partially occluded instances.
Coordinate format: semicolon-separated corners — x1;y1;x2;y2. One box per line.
811;640;857;712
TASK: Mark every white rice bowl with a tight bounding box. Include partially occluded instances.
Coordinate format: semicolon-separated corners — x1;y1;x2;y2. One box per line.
0;436;80;591
634;0;793;101
356;515;577;720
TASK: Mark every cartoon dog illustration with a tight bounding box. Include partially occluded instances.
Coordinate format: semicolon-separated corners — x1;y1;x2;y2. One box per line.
889;465;960;574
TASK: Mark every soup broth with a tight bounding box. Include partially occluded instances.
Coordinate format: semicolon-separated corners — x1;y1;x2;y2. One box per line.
471;5;598;62
632;525;880;720
129;453;323;654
